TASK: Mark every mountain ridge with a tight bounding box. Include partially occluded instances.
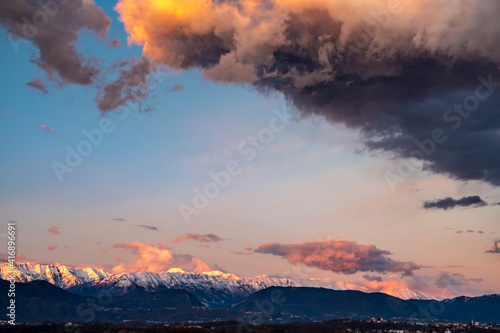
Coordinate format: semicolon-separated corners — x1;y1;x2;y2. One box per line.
1;262;444;306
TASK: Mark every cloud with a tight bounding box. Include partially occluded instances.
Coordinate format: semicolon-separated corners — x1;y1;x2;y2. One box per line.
47;225;60;235
107;37;122;48
111;218;127;222
173;233;225;244
435;272;483;288
0;0;111;85
254;240;421;276
197;244;211;249
485;240;500;254
230;251;254;256
363;274;383;282
26;79;48;94
47;245;58;251
134;224;160;231
96;56;155;112
423;196;487;210
40;125;55;134
111;241;214;273
113;0;500;186
170;84;184;92
405;272;485;298
0;253;41;264
445;228;485;235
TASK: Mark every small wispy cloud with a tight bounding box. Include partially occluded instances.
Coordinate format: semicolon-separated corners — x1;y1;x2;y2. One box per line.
40;125;55;134
26;79;48;94
47;245;58;251
48;225;60;235
111;218;127;222
173;233;225;244
230;251;254;256
445;228;485;235
170;84;184;92
107;37;122;49
363;274;383;282
135;224;160;232
423;196;487;210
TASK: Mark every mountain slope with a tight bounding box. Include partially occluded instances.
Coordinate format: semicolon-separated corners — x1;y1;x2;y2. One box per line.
0;279;227;323
3;281;499;323
0;263;109;288
234;287;500;323
68;269;298;307
2;263;446;306
234;287;418;321
383;288;442;301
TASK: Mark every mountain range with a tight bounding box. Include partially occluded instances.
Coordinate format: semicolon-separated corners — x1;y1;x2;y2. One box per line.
0;263;440;308
1;278;499;324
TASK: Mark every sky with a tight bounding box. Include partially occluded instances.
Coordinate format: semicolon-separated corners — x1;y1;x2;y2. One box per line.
0;0;499;299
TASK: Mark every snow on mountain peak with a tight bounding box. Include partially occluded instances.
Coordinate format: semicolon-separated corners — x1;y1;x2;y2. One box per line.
0;262;110;288
202;271;240;280
383;288;442;301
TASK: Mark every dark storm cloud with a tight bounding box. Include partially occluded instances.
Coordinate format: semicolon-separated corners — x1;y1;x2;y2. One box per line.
0;0;111;85
114;0;500;186
423;196;487;210
254;240;421;276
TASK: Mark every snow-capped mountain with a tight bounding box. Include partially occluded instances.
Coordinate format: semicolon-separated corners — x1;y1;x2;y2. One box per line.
68;268;299;307
0;263;109;288
383;288;442;301
1;263;441;306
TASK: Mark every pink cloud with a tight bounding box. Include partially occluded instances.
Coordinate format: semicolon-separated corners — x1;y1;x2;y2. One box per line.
254;240;421;276
173;233;225;244
231;251;253;256
47;245;58;251
40;125;55;133
48;225;60;235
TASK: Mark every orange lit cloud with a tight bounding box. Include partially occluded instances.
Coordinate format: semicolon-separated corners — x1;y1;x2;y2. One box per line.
112;0;500;187
254;240;421;276
111;241;214;273
48;225;61;235
336;278;408;293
